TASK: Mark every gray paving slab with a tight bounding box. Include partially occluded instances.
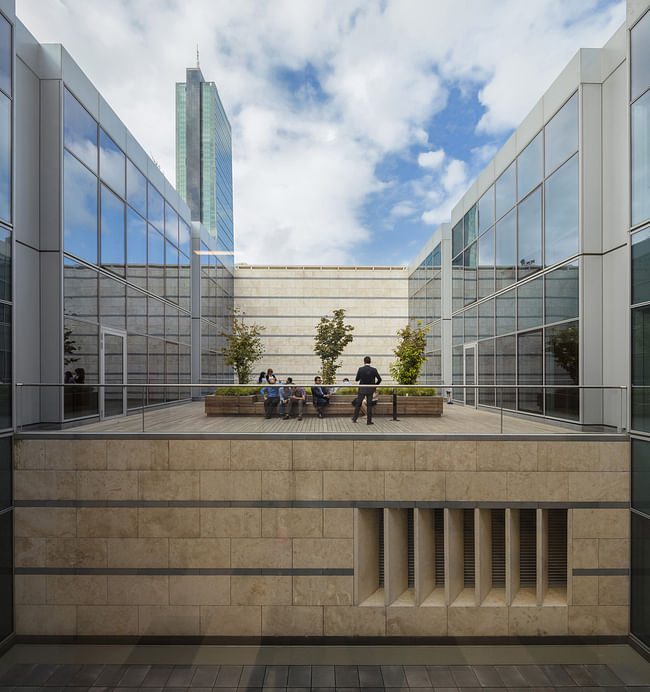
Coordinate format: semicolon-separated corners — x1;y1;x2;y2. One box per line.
141;665;173;687
565;665;598;687
335;665;359;687
494;665;529;687
425;666;455;687
449;666;479;687
21;665;59;686
238;665;266;688
189;666;219;688
0;666;37;687
583;666;625;687
518;665;554;687
312;667;336;688
380;666;406;688
358;666;382;688
263;666;288;688
471;665;503;687
94;666;128;687
166;667;197;687
608;663;650;686
286;666;310;688
116;665;151;687
539;665;576;687
67;665;106;687
403;666;431;688
215;666;243;688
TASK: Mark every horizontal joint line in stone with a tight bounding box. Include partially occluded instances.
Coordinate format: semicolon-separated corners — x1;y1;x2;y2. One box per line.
14;567;355;576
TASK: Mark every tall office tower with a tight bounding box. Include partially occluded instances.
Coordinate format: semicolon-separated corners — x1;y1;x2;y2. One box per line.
176;66;234;259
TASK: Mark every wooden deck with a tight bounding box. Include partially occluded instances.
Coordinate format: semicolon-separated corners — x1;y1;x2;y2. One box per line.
54;400;602;436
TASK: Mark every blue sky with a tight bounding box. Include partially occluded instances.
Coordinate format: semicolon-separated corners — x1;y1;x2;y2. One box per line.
17;0;625;266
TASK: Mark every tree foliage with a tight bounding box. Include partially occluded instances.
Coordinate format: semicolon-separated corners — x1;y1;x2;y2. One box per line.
313;308;354;384
545;324;578;384
220;307;265;384
389;321;429;385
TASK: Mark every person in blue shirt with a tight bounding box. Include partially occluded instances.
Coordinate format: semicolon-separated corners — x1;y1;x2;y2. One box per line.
261;375;281;419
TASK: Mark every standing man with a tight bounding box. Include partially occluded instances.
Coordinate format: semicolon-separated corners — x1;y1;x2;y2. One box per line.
352;356;382;425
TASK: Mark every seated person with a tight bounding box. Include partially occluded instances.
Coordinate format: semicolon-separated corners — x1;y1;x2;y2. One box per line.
310;376;331;418
279;377;294;417
260;375;281;419
284;380;306;420
329;377;350;395
360;389;379;416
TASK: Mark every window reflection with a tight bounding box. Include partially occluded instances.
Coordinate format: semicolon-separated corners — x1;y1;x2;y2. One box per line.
633;227;650;305
452;220;463;257
517;186;542;279
632;91;650;226
545;154;578;267
463;243;477;305
0;15;10;96
99;273;126;329
165;241;179;305
0;304;10;429
0;227;10;302
179;219;191;257
517;133;542;200
478;186;494;234
478;338;495;406
478;227;494;299
633;306;650;432
545;262;578;324
478;299;494;340
100;185;125;275
496;290;515;336
545;320;579;420
495;208;516;289
495;334;516;410
126;207;146;290
64;89;97;173
464;206;477;246
165;204;179;247
99;129;125;197
518;330;543;414
0;94;10;223
126;287;147;335
64;150;97;264
517;276;543;331
148;182;164;231
64;260;98;323
147;225;164;298
495;162;515;220
631;10;650;101
545;92;578;175
127;160;147;217
63;317;99;419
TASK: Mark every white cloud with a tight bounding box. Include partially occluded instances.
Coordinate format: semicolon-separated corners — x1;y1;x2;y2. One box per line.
418;149;445;170
390;201;418;218
15;0;626;263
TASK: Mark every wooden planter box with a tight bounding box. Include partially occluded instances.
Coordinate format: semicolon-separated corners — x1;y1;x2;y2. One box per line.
205;394;443;417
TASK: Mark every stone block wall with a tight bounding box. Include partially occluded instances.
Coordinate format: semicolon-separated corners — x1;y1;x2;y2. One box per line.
12;437;629;638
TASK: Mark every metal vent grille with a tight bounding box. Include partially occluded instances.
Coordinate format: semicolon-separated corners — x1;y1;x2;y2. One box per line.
463;508;475;588
434;508;445;586
491;508;506;588
520;509;537;588
547;509;567;588
407;508;415;588
378;510;384;588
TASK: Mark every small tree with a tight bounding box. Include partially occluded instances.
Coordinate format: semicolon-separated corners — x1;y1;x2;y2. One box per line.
313;308;354;384
390;321;429;385
220;307;265;384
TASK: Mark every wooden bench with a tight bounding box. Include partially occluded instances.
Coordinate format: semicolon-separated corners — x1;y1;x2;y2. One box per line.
205;393;443;417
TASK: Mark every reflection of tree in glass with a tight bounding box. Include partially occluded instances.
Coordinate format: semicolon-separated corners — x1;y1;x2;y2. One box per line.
64;327;80;367
545;324;578;383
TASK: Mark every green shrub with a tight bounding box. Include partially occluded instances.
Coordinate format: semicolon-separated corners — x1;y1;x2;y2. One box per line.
377;386;438;396
212;386;260;396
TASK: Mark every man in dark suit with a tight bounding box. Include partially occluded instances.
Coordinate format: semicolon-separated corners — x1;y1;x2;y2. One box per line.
352;356;382;425
310;376;331;418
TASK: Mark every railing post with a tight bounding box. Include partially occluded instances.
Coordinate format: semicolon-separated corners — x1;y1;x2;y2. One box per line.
142;386;146;433
618;386;624;434
500;402;503;434
392;386;398;421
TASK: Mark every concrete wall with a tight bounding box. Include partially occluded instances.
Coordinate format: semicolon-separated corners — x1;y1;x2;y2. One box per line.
13;436;629;638
234;266;409;384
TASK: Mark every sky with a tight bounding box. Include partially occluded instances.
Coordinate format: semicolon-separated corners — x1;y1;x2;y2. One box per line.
16;0;625;266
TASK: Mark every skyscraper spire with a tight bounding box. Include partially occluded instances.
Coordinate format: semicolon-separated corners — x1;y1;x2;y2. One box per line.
196;44;200;69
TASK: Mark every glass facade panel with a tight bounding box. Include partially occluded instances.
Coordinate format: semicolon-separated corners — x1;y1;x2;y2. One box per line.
100;185;125;274
464;306;477;344
126;287;147;335
179;219;191;257
464;206;477;246
545;154;578;266
517;132;543;200
495;162;515;220
478;186;494;234
0;436;9;510
495;208;516;290
0;15;9;96
126;207;146;290
126;159;146;217
64;260;98;324
0;509;12;641
517;186;542;279
545;262;578;324
632;227;650;304
99;128;125;197
452;220;463;258
64;150;98;264
99;273;126;330
165;204;179;246
0;94;9;223
165;242;179;305
478;299;494;340
632;439;650;515
0;305;9;429
147;225;164;297
632;90;650;226
545;92;578;174
478;338;495;406
496;290;515;336
518;276;543;331
631;10;650;101
464;243;477;305
63;317;99;418
495;334;516;409
633;305;650;432
0;227;10;302
478;226;494;299
147;182;164;231
631;512;650;648
545;320;579;420
64;88;97;173
518;329;543;414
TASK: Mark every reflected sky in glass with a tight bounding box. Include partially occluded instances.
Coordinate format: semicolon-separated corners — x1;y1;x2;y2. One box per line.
64;88;97;173
148;224;164;265
0;95;9;223
179;219;191;257
517;186;542;277
632;11;650;101
478;186;494;234
545;154;578;266
165;204;179;246
0;227;10;302
148;182;164;230
127;160;146;217
545;92;578;174
517;133;542;200
495;208;516;289
0;16;10;96
100;128;125;197
464;206;477;246
632;91;650;226
64;150;97;264
495;162;516;220
100;185;125;271
127;207;146;266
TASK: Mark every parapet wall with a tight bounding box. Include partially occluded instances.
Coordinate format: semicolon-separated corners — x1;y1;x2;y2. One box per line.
13;437;629;639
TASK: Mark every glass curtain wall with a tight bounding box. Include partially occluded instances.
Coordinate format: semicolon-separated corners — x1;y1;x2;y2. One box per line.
630;8;650;652
63;87;192;418
408;244;441;383
0;8;12;645
450;92;579;420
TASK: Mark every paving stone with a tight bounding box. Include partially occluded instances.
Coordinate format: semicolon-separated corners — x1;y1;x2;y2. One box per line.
215;667;243;688
471;666;503;687
380;666;406;688
189;667;219;688
0;665;38;687
494;666;528;688
517;666;553;687
142;666;174;687
335;666;359;687
583;666;625;687
358;666;382;688
68;666;106;687
286;667;310;688
94;667;128;688
309;687;335;692
21;665;60;686
426;666;455;688
538;665;575;687
166;667;196;688
117;666;151;687
286;687;310;692
312;667;335;688
450;666;479;687
564;665;597;687
238;665;266;689
403;666;431;688
262;666;288;688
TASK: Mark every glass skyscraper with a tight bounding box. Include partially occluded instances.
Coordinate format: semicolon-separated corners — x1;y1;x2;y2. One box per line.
175;67;233;264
